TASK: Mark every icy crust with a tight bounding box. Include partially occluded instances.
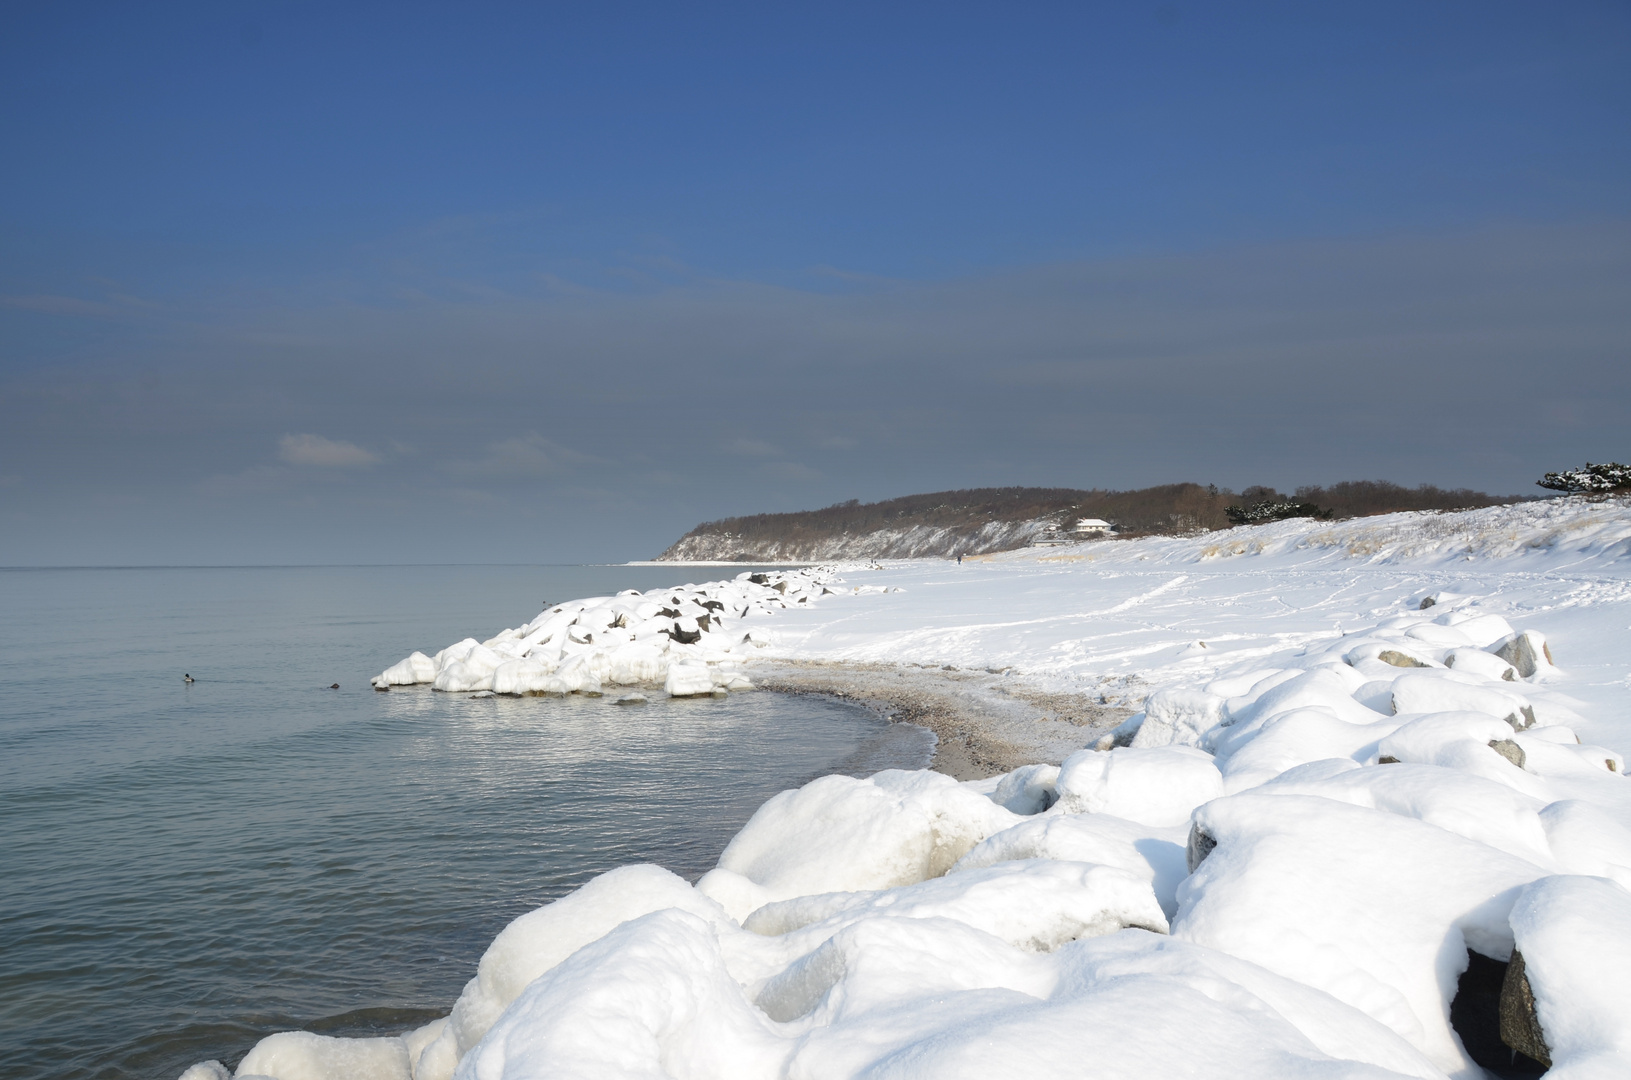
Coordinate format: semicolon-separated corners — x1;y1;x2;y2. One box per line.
202;583;1631;1080
369;567;893;696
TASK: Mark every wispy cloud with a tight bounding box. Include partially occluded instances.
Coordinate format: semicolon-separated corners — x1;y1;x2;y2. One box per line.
725;438;781;457
442;432;596;478
761;461;822;481
278;433;379;467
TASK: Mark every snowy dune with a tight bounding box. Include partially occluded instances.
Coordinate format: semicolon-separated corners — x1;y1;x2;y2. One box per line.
190;497;1631;1080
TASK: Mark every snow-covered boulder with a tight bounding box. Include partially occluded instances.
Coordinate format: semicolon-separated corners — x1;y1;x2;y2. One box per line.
1053;746;1222;826
697;770;1020;920
1505;875;1631;1075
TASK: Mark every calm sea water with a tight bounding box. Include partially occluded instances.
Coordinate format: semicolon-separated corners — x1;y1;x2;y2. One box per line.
0;565;930;1080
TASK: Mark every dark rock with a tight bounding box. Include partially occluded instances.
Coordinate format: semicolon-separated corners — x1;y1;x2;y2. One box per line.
1499;950;1552;1069
666;627;702;645
1495;632;1553;678
701;600;725;612
658;607;681;619
1420;596;1437;609
1377;755;1401;764
1451;950;1547;1076
1489;740;1527;769
696;614;711;632
1186;823;1217;873
748;573;770;585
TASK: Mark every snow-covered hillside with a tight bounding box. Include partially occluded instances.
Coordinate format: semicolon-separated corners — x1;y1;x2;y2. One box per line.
656;515;1056;561
194;496;1631;1080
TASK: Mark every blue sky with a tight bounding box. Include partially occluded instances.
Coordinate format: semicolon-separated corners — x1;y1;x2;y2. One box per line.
2;2;1628;563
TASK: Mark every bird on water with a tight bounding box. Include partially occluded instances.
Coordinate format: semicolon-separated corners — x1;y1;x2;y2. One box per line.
183;674;195;683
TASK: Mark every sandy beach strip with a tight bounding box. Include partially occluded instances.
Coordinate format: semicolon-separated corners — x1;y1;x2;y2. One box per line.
747;658;1131;780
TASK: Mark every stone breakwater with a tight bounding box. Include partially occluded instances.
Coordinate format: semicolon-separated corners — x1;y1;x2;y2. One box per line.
370;566;897;698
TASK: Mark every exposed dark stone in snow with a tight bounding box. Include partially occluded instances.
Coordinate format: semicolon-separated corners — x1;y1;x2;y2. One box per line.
1502;706;1538;731
1186;823;1217;873
1377;755;1401;764
1451;951;1547;1077
1494;632;1553;678
1489;739;1527;769
1419;595;1438;609
665;626;702;645
1499;950;1552;1070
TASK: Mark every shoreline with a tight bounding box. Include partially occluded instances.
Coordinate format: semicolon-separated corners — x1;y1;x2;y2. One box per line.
747;659;1133;780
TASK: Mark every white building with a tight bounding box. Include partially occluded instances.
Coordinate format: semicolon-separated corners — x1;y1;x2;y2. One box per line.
1073;518;1113;535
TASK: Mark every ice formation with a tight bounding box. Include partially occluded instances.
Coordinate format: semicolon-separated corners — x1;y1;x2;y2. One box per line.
193;497;1631;1080
370;568;871;697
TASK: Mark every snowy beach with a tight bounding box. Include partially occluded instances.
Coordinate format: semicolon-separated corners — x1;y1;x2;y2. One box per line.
195;496;1631;1080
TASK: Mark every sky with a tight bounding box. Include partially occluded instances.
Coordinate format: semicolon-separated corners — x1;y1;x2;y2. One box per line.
1;1;1628;565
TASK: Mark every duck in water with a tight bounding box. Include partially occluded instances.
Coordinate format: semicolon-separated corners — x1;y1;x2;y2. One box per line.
183;674;195;683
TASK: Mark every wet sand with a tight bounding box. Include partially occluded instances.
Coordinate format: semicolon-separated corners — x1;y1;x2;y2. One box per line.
748;659;1134;780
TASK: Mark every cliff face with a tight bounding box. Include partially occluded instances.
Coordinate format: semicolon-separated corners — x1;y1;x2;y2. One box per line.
653;481;1523;562
656;517;1055;562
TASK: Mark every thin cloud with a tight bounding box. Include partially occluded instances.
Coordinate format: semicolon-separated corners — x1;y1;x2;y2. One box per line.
442;432;597;478
278;433;379;467
761;461;823;481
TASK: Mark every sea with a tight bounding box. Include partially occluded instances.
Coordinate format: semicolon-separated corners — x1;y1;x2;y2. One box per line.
0;565;933;1080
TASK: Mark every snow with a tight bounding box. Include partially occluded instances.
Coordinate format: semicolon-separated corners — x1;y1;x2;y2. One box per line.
191;496;1631;1080
1508;875;1631;1076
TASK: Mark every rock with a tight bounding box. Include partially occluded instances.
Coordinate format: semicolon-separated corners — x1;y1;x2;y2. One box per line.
1504;706;1538;731
1377;755;1401;764
1488;739;1527;769
1186;822;1217;873
1493;630;1554;678
1419;595;1438;609
665;625;702;645
665;663;716;697
748;573;770;585
1130;689;1225;749
614;694;648;706
1377;649;1431;669
1444;647;1518;681
1499;950;1552;1067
